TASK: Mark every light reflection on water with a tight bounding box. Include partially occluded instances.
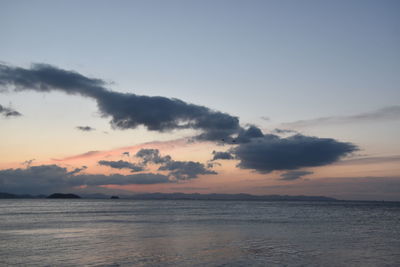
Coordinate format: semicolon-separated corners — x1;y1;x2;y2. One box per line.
0;199;399;266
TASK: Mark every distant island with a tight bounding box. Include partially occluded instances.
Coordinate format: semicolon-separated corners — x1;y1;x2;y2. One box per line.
0;191;336;201
0;192;46;199
0;192;18;198
47;193;81;199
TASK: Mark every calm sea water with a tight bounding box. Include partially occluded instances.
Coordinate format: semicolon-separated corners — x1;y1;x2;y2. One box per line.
0;199;399;267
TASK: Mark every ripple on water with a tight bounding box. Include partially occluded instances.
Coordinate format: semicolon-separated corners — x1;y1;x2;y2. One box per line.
0;199;399;266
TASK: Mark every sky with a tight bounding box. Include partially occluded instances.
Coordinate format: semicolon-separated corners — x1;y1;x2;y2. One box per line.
0;0;399;200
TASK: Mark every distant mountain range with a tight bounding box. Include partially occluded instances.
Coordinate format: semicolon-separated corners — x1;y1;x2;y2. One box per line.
0;192;336;201
125;193;337;201
47;193;81;199
0;192;47;199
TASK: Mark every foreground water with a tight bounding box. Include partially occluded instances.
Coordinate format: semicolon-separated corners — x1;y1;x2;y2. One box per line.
0;199;399;266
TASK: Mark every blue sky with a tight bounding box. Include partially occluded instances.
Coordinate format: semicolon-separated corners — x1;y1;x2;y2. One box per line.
2;0;399;118
0;0;399;200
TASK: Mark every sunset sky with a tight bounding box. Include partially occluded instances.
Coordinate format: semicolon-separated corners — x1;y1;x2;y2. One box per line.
1;0;399;200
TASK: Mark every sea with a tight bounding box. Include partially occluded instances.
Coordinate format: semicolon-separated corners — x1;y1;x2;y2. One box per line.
0;199;399;266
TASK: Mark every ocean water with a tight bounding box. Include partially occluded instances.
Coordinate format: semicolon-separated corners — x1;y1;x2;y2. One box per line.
0;199;399;266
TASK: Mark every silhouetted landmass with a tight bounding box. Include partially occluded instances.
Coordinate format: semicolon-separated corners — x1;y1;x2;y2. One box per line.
0;192;18;198
0;191;336;201
0;192;336;201
47;193;81;199
80;193;109;199
0;192;46;199
125;193;337;201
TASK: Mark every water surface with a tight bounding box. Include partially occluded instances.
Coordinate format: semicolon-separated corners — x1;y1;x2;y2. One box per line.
1;199;399;266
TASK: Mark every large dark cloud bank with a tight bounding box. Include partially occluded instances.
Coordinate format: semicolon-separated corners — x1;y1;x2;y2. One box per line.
0;148;216;194
0;63;358;192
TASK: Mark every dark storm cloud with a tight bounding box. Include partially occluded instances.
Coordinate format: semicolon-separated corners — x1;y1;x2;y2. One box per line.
76;126;95;132
0;164;170;194
135;149;171;165
135;148;217;179
234;125;264;143
136;149;217;180
282;106;400;128
66;165;87;175
0;63;240;141
0;104;21;117
158;161;217;180
212;151;234;160
99;92;240;141
98;160;144;172
0;165;70;194
0;63;107;95
0;63;359;173
232;130;358;173
279;171;314;181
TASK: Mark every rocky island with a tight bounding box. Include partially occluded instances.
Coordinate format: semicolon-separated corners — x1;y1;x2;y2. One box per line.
47;193;81;199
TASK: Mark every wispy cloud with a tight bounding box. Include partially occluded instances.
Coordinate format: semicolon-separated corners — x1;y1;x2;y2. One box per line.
260;176;400;201
335;155;400;165
282;106;400;128
76;126;95;132
260;116;270;121
0;104;21;118
279;170;313;181
98;160;144;172
21;159;35;167
52;150;101;162
51;138;189;162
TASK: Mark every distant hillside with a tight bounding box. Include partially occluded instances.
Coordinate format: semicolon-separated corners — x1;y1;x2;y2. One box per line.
1;191;337;201
0;192;18;198
126;193;337;201
47;193;81;199
0;192;46;199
